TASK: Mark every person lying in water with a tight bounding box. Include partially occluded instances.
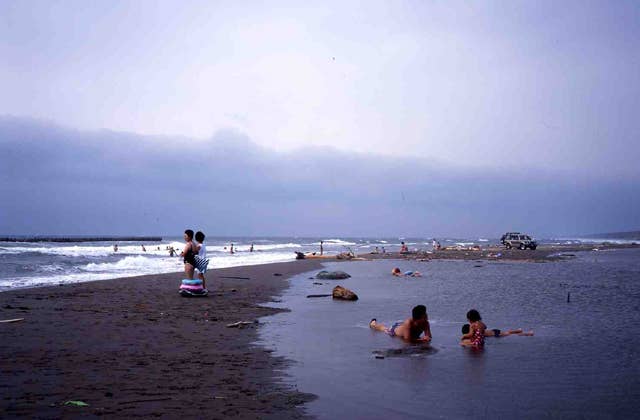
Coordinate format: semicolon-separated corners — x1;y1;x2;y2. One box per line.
369;305;432;343
461;324;534;338
391;267;422;277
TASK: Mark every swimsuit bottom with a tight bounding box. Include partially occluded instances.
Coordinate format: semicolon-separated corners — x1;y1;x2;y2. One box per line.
387;322;401;337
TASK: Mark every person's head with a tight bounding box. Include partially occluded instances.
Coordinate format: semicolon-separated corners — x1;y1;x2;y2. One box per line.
461;323;470;334
466;309;482;322
184;229;194;241
412;305;427;320
392;267;401;275
195;231;205;243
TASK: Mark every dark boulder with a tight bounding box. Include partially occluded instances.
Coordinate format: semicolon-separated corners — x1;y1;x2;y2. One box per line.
316;270;351;280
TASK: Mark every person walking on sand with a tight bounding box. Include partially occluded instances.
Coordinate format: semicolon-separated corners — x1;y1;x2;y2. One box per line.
369;305;432;343
460;309;487;347
194;231;209;289
180;229;198;280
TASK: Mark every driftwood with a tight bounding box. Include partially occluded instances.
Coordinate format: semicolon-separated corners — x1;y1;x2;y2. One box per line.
226;320;258;328
307;294;332;298
0;318;24;323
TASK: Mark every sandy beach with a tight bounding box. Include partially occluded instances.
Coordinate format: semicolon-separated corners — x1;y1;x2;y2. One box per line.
1;260;321;418
2;242;638;418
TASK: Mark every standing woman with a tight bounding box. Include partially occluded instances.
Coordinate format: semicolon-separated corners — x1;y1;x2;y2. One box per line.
181;229;197;279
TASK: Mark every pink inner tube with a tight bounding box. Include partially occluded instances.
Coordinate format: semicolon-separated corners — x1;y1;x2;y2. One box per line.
179;284;205;291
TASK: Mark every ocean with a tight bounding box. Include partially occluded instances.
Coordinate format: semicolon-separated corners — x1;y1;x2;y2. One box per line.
258;248;640;419
0;235;634;292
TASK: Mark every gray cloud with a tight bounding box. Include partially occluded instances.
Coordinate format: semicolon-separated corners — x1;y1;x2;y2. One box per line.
1;116;638;238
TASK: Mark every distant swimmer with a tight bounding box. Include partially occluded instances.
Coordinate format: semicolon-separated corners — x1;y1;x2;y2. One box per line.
230;243;234;254
400;242;408;253
113;244;118;252
250;243;254;252
320;240;324;256
141;245;146;252
369;305;432;343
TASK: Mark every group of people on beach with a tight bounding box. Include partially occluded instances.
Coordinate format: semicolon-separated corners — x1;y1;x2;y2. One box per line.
370;306;533;348
181;229;209;288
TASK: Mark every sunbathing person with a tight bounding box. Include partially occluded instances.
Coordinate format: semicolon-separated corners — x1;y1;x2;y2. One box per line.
369;305;432;343
392;267;422;277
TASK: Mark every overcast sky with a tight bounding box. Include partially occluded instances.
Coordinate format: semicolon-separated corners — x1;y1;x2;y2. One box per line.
1;1;639;237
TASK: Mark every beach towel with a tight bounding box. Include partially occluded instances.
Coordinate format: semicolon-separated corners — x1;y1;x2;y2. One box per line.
193;254;209;273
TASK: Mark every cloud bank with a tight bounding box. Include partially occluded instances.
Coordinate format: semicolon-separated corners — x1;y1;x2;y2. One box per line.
1;116;638;238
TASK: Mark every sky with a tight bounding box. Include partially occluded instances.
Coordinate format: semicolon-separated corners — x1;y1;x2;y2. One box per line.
1;1;639;237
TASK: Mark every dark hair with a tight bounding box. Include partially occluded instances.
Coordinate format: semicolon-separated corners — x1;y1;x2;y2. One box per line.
195;231;205;242
412;305;427;320
461;323;470;334
466;309;481;322
184;229;194;240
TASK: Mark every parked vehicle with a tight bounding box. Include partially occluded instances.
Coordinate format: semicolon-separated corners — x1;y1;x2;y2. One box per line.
500;232;537;250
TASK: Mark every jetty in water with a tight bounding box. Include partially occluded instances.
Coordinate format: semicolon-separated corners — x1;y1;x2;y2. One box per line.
0;237;162;243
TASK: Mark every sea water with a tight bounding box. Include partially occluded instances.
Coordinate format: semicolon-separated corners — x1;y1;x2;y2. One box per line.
1;235;633;291
258;248;640;419
0;236;354;291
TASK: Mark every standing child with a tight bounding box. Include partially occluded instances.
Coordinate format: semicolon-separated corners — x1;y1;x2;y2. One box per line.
460;309;486;347
194;231;209;289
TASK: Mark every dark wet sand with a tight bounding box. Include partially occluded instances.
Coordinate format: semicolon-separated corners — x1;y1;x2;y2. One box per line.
0;260;321;419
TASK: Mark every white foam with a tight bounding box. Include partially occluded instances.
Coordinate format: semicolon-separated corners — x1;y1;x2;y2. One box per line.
0;251;297;291
0;243;173;257
321;239;357;246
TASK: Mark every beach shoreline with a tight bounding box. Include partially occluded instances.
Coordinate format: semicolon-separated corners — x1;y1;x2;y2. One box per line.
1;260;322;418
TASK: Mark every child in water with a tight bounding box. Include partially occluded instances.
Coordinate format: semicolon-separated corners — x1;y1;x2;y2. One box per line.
369;305;432;343
460;309;486;347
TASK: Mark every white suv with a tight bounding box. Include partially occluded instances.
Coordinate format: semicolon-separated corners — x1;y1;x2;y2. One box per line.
500;232;538;250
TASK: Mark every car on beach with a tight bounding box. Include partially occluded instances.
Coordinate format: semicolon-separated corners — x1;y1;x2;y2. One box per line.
500;232;537;250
